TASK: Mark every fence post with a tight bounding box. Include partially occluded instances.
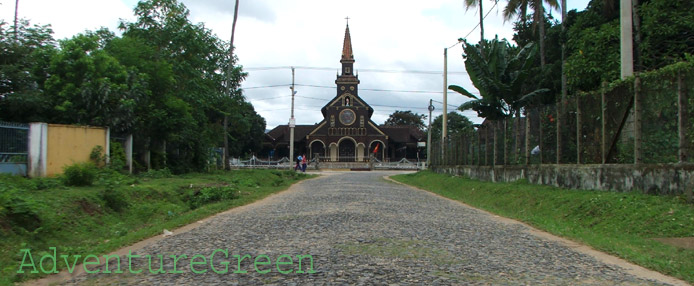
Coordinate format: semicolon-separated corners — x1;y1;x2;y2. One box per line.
601;82;607;164
503;119;508;166
477;128;481;166
539;109;543;165
634;74;642;164
493;122;497;167
28;122;48;177
576;96;581;164
556;98;562;164
678;70;688;163
525;110;530;165
125;134;133;174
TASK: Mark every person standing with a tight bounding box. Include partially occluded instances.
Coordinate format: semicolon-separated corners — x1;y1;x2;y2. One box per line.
295;155;302;171
301;154;308;172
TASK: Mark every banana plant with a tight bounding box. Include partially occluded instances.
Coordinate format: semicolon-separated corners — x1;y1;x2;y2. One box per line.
449;37;549;120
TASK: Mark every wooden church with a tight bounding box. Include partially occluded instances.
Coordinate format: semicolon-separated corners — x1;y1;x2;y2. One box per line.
262;23;423;162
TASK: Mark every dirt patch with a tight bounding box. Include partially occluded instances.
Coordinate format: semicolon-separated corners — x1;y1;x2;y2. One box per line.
654;237;694;250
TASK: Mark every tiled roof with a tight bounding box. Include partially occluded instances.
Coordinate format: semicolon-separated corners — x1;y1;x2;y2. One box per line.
379;125;424;143
265;125;317;143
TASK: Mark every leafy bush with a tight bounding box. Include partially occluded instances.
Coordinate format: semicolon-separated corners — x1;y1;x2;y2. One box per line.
109;141;127;172
139;168;172;179
63;162;98;186
0;187;43;232
101;188;129;212
89;145;106;167
188;186;239;209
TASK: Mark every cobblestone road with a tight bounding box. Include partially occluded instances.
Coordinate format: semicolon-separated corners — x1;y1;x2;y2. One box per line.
62;171;679;285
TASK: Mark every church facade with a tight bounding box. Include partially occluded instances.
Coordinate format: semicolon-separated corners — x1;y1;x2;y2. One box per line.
262;24;423;162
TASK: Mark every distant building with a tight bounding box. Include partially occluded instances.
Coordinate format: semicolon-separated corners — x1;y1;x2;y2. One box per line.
262;23;423;162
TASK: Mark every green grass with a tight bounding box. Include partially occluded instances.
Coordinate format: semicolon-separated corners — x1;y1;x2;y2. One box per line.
0;169;313;285
391;171;694;284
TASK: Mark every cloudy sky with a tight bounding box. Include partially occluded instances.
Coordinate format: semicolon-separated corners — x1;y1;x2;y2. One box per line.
1;0;590;129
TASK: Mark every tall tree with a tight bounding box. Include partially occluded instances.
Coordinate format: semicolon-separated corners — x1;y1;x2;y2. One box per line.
503;0;560;67
429;112;475;141
449;37;548;120
384;110;427;131
463;0;493;45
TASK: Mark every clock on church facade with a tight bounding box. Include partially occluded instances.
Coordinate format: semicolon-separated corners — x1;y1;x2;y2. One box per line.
262;22;424;163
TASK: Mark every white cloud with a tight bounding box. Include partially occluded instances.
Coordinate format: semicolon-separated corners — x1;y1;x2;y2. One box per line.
1;0;591;129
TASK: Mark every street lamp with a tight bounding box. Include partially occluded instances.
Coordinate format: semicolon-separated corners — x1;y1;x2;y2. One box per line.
427;99;434;167
289;67;296;168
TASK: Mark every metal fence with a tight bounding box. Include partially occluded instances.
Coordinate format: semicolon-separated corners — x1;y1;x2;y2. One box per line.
0;121;29;175
431;62;694;167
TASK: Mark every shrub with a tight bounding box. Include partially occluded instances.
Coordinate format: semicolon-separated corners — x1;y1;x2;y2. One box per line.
63;162;98;186
188;186;239;209
109;141;127;172
139;168;172;179
0;187;43;232
101;188;129;212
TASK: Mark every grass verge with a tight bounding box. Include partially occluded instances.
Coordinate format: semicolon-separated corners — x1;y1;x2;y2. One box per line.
391;170;694;284
0;169;313;285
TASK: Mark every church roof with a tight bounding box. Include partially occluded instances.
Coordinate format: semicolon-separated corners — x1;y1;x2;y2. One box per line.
379;125;425;143
341;24;354;62
265;125;316;143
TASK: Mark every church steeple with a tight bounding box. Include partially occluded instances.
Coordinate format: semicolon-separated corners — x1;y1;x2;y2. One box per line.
341;22;354;63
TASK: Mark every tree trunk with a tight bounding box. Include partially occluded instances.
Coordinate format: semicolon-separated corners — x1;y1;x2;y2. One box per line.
14;0;19;39
479;0;484;46
632;0;641;72
537;4;546;67
224;0;240;170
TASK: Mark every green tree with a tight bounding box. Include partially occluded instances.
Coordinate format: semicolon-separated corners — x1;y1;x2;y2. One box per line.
43;30;139;132
0;19;56;122
503;0;560;67
384;110;426;131
449;37;548;120
429;112;475;141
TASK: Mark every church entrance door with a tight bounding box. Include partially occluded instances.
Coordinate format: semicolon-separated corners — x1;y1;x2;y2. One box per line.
338;139;355;162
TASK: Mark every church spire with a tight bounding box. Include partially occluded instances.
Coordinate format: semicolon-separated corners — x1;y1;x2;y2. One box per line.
341;19;354;63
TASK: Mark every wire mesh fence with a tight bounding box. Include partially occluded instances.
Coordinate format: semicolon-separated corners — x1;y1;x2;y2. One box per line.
431;62;694;166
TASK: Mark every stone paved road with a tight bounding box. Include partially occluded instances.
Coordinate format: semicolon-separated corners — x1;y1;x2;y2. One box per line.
61;171;679;285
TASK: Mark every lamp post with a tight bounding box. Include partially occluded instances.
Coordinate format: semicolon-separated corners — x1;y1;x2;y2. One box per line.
289;67;296;168
427;99;435;167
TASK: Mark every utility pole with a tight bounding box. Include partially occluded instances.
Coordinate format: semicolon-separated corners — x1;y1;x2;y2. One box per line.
427;99;434;167
442;48;448;158
620;0;634;78
289;67;296;168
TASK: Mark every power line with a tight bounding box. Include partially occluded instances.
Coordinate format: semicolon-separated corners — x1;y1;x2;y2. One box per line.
463;1;499;40
245;66;467;75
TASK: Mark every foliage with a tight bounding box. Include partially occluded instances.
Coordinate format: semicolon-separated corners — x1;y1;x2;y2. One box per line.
187;186;239;209
1;0;264;174
429;112;475;140
109;141;127;172
62;162;98;186
383;110;426;131
0;169;312;284
0;19;56;123
450;37;549;120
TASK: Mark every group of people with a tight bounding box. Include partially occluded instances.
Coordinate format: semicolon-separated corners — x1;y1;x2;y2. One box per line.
294;154;308;172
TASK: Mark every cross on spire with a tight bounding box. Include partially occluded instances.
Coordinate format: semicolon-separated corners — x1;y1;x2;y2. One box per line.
345;16;350;25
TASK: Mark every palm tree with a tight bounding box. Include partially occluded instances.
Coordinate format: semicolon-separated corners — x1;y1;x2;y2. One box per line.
502;0;559;67
463;0;493;45
14;0;19;39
